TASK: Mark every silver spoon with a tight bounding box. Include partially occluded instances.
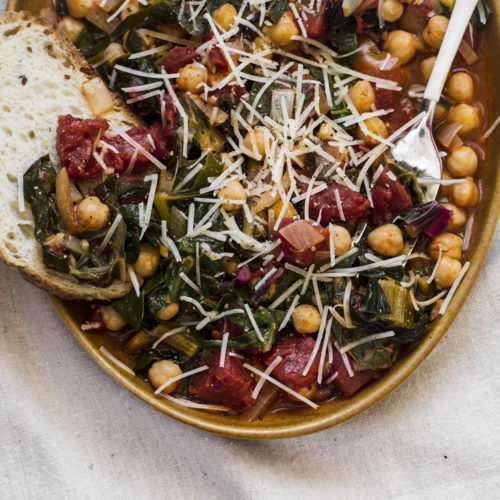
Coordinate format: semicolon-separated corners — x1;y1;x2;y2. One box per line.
391;0;479;202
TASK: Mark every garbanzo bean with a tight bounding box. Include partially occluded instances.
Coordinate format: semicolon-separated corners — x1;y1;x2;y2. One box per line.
316;123;335;141
348;80;376;113
447;146;478;177
382;0;404;22
358;117;389;146
148;360;182;394
328;225;352;256
420;56;437;82
212;3;237;31
382;30;418;64
442;203;467;232
156;301;180;321
434;256;462;289
176;62;207;93
368;224;404;257
243;128;272;157
428;233;463;261
217;180;247;211
76;196;109;232
450;177;479;208
264;11;300;46
423;15;449;49
447;72;475;102
101;305;128;331
292;304;322;334
66;0;92;18
447;104;481;134
132;243;160;278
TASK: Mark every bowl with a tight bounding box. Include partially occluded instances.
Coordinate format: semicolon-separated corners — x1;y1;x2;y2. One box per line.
8;0;500;438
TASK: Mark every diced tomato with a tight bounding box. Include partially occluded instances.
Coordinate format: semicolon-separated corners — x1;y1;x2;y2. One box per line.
56;114;109;180
329;345;382;396
160;46;198;73
306;182;371;225
273;218;327;266
207;85;247;106
208;46;228;71
375;88;416;130
302;0;329;38
370;168;413;225
188;352;256;409
263;334;321;387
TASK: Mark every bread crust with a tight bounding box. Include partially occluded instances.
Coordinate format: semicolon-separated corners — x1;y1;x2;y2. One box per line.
0;11;145;300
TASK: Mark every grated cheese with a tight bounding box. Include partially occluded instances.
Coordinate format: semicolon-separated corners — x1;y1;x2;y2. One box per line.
179;271;201;293
152;326;188;349
96;213;123;256
244;304;265;343
278;294;301;331
158;393;230;411
317;317;333;384
251;355;283;399
219;332;230;367
427;246;442;285
127;265;141;297
302;307;329;376
140;174;158;239
335;341;354;378
340;331;395;354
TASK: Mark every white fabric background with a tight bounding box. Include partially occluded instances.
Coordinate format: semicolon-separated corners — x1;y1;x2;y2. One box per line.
0;226;498;500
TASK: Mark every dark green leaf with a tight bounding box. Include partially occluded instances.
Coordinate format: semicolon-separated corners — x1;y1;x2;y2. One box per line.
112;288;145;329
363;279;391;314
267;0;288;24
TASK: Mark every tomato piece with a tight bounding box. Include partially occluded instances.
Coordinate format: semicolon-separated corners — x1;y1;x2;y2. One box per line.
302;0;329;38
306;182;371;225
208;46;228;71
370;168;413;226
56;114;109;180
188;352;256;409
329;346;382;396
264;334;321;387
160;46;198;73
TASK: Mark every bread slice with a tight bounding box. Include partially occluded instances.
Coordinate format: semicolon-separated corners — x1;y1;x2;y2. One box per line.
0;11;141;300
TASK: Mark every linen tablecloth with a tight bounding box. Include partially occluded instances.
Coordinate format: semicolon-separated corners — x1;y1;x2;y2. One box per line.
1;225;499;499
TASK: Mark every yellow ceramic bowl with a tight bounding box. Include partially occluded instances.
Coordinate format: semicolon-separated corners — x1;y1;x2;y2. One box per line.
8;0;500;438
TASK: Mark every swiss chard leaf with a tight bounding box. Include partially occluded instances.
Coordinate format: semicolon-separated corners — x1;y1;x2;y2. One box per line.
112;288;145;329
23;155;59;243
363;279;391;314
267;0;288;24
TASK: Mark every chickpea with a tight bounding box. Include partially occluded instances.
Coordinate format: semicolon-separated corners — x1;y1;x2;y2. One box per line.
217;180;247;211
382;30;418;64
292;139;307;165
450;177;479;208
368;224;404;257
264;11;300;47
447;104;481;134
435;103;448;120
447;146;478;178
423;15;449;50
317;123;336;141
176;62;207;93
286;382;318;402
132;243;160;278
243;127;272;157
212;3;237;31
148;360;182;394
358;117;389;146
101;305;127;331
420;56;437;82
428;232;463;261
442;203;467;232
382;0;404;22
156;301;179;321
292;304;322;334
434;256;462;289
76;196;109;232
103;42;126;66
447;72;475;103
329;225;352;256
65;0;93;18
348;80;375;113
58;17;85;43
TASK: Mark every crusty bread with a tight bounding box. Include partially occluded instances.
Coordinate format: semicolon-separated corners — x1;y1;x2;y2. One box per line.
0;11;140;300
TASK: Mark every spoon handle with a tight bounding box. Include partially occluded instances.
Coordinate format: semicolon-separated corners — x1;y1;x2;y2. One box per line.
424;0;479;103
